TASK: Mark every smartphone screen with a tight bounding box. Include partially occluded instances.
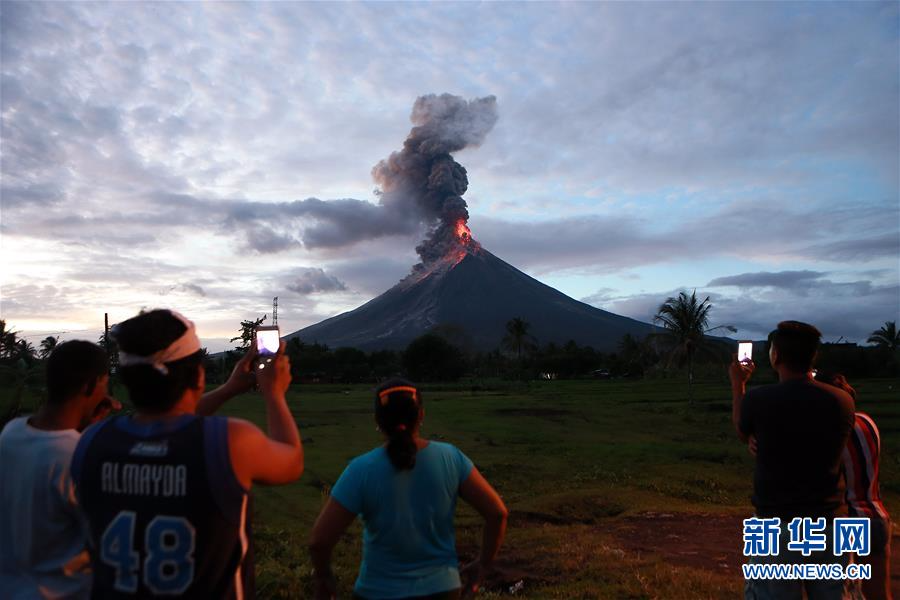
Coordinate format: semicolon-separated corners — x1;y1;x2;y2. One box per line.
738;341;753;363
256;326;281;356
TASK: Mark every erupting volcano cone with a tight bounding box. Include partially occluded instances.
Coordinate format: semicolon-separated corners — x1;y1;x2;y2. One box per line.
287;243;655;352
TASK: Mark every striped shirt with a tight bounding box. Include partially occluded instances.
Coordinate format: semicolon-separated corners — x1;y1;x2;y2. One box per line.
842;412;889;521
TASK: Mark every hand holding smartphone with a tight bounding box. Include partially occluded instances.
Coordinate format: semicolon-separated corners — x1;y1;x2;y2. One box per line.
737;341;753;364
255;325;281;366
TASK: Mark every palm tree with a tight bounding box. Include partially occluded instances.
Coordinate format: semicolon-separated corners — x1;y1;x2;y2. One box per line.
502;317;536;361
654;290;734;402
0;320;19;362
39;336;59;359
867;321;899;351
13;339;36;364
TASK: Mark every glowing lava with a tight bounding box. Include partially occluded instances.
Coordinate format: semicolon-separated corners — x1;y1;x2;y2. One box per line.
455;220;472;243
401;219;481;287
451;219;480;261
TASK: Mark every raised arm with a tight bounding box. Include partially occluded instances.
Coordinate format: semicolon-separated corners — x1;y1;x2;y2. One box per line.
197;345;258;416
729;354;754;443
458;467;509;598
308;498;357;600
228;342;303;488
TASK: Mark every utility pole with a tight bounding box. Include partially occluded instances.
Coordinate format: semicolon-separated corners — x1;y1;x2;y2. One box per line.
272;296;278;326
104;312;110;374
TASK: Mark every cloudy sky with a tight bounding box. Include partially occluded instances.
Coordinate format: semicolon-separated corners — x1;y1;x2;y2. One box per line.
2;1;898;352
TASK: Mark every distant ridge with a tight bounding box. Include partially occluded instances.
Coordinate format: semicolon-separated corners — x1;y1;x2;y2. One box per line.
287;248;655;352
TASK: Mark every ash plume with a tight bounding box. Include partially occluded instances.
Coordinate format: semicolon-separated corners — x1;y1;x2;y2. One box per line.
143;95;498;259
372;93;498;269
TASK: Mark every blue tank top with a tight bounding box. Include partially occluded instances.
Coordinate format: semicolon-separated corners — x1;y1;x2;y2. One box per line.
71;415;252;599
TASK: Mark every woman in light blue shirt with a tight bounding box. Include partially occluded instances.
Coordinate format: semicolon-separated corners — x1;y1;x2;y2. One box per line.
309;379;508;600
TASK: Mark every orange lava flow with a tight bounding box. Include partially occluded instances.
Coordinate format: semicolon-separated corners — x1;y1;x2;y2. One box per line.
445;219;480;266
455;220;472;242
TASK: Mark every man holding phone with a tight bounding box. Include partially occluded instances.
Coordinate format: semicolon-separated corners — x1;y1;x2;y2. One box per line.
71;310;302;598
730;321;855;599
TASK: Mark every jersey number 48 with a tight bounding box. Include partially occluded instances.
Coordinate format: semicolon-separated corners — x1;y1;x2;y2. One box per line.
100;511;196;595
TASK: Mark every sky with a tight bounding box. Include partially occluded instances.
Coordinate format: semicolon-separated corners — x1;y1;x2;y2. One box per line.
1;1;898;353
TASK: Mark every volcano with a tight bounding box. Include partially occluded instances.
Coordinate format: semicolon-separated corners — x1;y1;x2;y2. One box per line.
287;245;655;352
286;94;654;352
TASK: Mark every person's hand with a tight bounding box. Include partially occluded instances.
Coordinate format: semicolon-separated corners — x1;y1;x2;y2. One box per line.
748;434;758;457
728;354;755;389
460;560;486;598
312;570;336;600
89;395;123;426
256;340;292;399
224;343;258;395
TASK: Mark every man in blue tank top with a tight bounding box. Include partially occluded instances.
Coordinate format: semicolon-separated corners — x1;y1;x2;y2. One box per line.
72;309;303;598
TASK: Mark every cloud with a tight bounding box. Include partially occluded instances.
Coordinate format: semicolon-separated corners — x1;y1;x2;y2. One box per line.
471;199;899;276
0;182;65;208
1;1;896;353
326;256;414;296
583;276;900;344
707;271;827;290
800;233;900;263
161;284;207;298
285;268;348;295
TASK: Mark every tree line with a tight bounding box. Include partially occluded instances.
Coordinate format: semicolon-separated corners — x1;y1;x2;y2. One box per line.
206;300;900;385
2;306;897;391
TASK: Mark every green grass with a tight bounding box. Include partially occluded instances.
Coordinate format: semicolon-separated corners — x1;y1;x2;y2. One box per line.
219;377;900;598
4;376;899;598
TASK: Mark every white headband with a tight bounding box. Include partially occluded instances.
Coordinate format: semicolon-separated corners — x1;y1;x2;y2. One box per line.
117;310;202;375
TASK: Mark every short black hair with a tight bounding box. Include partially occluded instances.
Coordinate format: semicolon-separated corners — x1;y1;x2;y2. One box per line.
46;341;108;405
113;309;203;413
768;320;821;372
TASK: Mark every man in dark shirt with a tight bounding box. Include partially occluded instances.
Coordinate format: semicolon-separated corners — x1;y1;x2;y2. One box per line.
730;320;855;599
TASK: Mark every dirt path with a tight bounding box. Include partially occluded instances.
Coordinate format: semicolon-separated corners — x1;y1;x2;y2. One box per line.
605;511;900;593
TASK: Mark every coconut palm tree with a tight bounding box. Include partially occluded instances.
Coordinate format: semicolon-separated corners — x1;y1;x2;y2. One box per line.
654;290;734;402
39;336;59;359
867;321;899;351
0;320;19;362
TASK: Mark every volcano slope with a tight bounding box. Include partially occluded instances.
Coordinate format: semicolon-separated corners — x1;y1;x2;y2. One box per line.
289;248;654;352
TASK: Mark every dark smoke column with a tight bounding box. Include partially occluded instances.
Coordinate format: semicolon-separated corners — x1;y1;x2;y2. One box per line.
372;93;498;271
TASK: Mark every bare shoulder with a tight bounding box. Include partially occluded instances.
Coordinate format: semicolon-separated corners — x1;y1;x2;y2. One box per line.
226;417;265;444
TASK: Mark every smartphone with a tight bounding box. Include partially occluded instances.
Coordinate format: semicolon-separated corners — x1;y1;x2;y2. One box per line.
737;341;753;364
255;325;281;356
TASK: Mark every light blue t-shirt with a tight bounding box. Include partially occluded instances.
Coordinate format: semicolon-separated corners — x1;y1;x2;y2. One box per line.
331;441;474;599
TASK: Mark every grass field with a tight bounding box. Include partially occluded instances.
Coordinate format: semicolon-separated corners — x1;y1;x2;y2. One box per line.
4;375;899;598
217;376;900;599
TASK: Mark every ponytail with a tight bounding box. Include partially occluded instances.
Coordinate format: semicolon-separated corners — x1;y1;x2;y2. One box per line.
386;426;417;470
375;378;422;471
